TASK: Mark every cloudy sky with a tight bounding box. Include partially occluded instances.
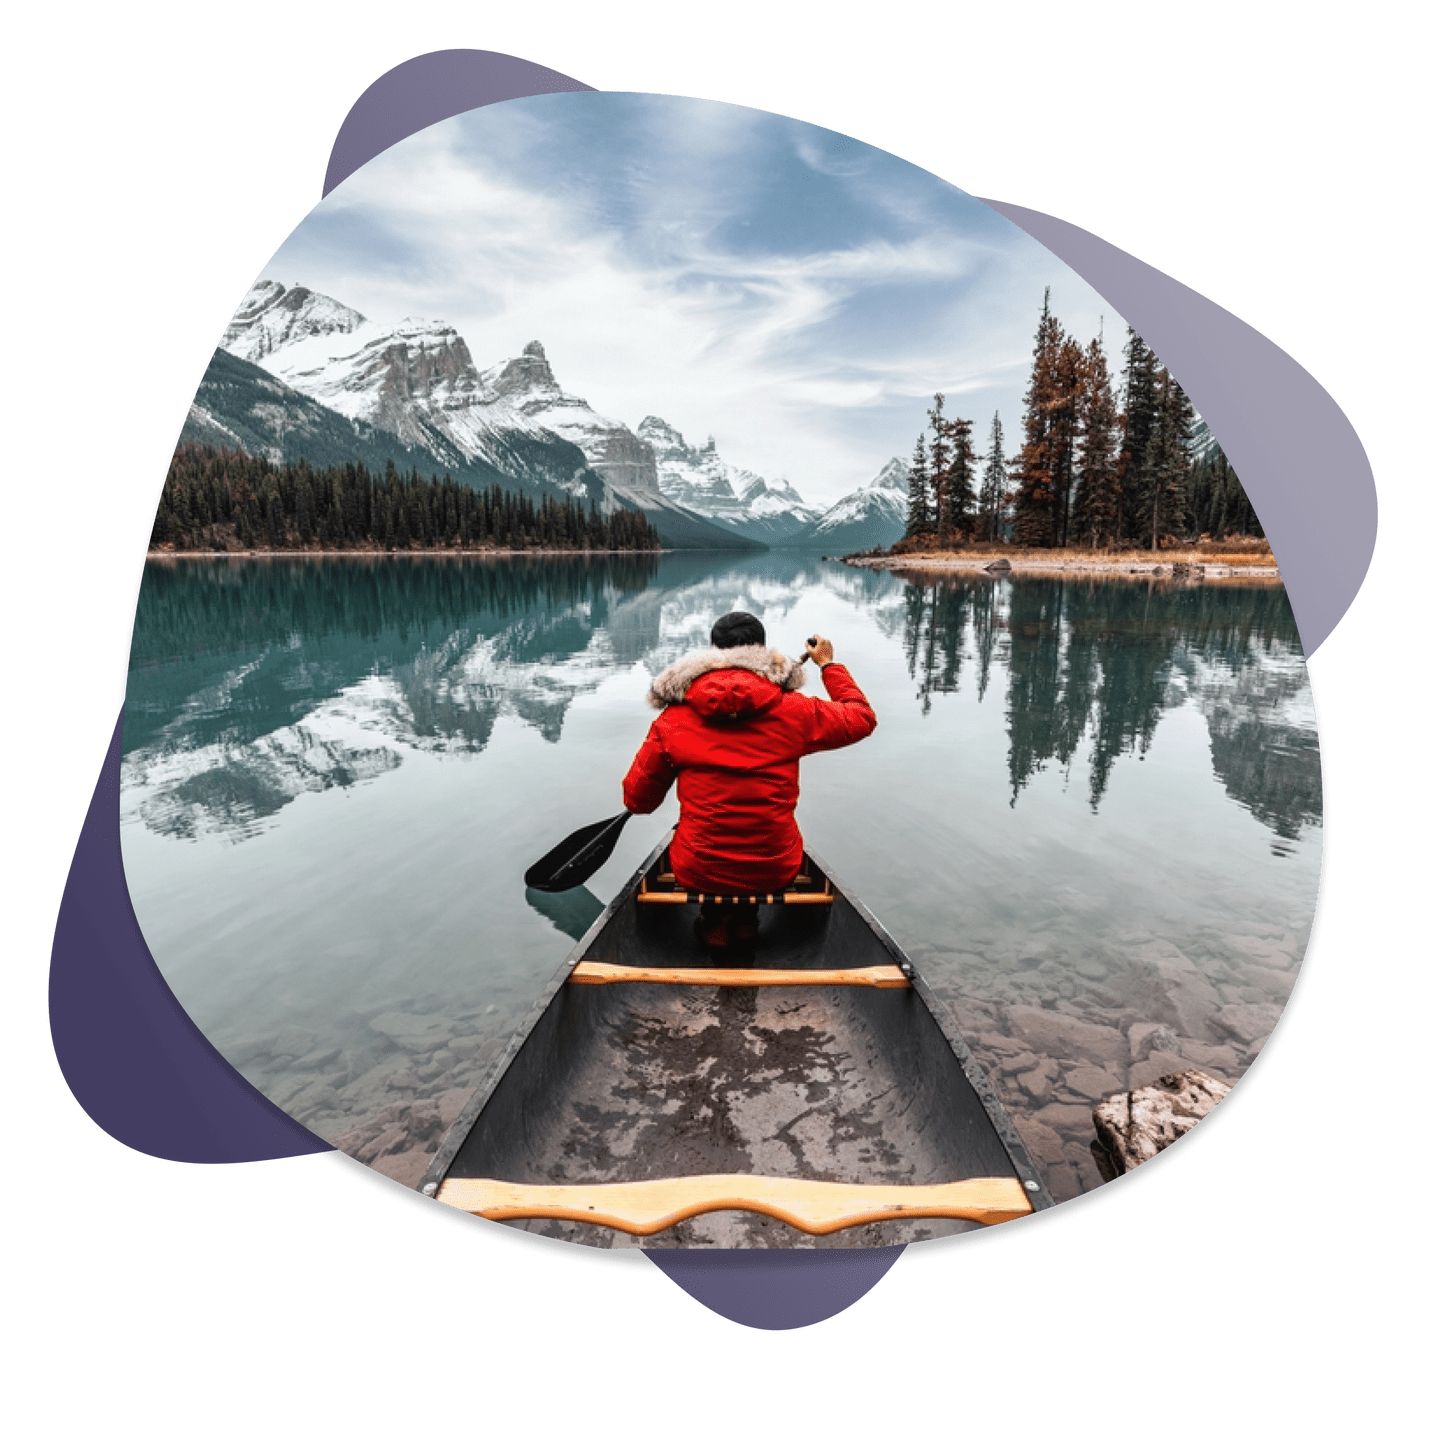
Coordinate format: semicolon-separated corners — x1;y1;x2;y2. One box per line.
260;92;1127;506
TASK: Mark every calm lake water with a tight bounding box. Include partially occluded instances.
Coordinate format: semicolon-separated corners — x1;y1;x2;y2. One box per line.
121;551;1320;1242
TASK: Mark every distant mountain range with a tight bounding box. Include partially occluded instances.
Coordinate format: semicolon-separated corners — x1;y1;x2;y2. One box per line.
639;416;822;545
798;458;910;551
186;279;908;552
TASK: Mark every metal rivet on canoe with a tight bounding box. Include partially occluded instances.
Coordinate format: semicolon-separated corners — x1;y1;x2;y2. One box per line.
1023;1180;1040;1192
422;1182;438;1196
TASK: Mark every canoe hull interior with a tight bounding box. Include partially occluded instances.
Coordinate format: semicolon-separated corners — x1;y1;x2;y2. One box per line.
426;846;1051;1248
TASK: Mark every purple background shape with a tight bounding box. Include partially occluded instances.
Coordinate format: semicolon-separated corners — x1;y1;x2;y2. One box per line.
49;713;328;1162
49;46;1376;1330
646;1247;904;1330
979;201;1376;659
323;50;594;196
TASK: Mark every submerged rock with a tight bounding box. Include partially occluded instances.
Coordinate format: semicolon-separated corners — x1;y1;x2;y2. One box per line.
369;1011;455;1053
1091;1068;1233;1177
1127;1022;1181;1060
1005;1005;1127;1067
1212;1003;1282;1046
1064;1064;1117;1101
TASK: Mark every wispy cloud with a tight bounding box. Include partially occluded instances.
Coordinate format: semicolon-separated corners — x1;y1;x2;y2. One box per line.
261;93;1124;502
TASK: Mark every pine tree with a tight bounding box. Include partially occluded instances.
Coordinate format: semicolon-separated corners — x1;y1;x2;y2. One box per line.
928;394;952;542
943;413;976;538
1139;371;1194;548
979;412;1007;542
1049;336;1084;546
1013;289;1063;547
906;434;933;539
1116;327;1160;543
1073;336;1121;547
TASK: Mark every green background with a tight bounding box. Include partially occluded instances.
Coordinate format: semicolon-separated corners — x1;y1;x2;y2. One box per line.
14;2;1428;1422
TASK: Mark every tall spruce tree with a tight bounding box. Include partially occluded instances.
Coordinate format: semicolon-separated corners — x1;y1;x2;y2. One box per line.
1013;289;1064;547
943;412;976;538
906;433;933;539
979;411;1007;542
1139;371;1194;548
1116;327;1160;543
1051;336;1084;546
927;394;953;542
1073;336;1121;547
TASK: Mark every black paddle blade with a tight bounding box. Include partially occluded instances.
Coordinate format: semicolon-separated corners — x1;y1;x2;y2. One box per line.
524;811;632;892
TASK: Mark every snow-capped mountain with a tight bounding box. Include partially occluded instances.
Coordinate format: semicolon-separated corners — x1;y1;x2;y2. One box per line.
791;457;909;551
638;417;821;544
480;342;660;498
215;282;758;549
221;289;593;495
469;344;759;548
181;348;516;488
224;280;367;361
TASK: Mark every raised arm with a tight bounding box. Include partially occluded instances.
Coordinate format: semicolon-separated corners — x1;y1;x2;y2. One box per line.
801;635;878;753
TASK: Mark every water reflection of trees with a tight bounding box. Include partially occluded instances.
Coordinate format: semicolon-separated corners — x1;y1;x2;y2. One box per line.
899;574;1321;838
131;554;659;667
126;555;661;752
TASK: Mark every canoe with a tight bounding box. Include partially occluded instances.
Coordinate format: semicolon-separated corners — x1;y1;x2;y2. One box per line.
420;839;1053;1246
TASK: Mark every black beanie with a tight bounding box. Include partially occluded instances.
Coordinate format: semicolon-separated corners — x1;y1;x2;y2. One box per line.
710;611;766;649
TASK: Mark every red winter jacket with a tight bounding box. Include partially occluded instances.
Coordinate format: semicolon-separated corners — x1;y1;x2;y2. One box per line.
622;644;877;893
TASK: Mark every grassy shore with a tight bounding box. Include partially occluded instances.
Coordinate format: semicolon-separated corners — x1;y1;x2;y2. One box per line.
843;537;1279;582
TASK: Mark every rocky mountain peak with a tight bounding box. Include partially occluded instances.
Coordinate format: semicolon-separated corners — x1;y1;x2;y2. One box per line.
223;280;367;363
483;341;561;402
739;473;807;507
869;457;909;491
636;416;687;460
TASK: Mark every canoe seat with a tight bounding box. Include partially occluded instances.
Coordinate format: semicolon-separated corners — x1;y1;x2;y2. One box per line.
635;855;835;906
568;961;909;987
435;1172;1034;1237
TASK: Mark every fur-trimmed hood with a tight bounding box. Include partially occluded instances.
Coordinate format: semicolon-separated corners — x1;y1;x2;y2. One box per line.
647;644;807;711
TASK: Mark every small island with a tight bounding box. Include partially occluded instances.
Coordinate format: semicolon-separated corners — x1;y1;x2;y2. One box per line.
845;294;1276;584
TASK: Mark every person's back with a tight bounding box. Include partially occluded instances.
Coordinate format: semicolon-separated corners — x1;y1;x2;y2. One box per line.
622;612;876;903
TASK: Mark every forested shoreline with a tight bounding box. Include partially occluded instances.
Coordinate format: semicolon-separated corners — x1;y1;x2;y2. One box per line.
150;445;662;554
901;293;1263;552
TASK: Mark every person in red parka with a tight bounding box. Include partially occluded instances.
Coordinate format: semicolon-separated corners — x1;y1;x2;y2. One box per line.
622;610;877;947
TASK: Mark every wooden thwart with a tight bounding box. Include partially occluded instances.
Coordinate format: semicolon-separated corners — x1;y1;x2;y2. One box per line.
436;1173;1034;1236
568;961;909;988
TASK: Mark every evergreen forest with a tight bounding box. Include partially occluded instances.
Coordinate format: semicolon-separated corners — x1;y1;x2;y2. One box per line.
903;295;1264;550
151;445;661;554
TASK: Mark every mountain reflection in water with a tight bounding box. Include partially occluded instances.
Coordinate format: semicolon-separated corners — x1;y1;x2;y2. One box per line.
120;552;1320;1237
